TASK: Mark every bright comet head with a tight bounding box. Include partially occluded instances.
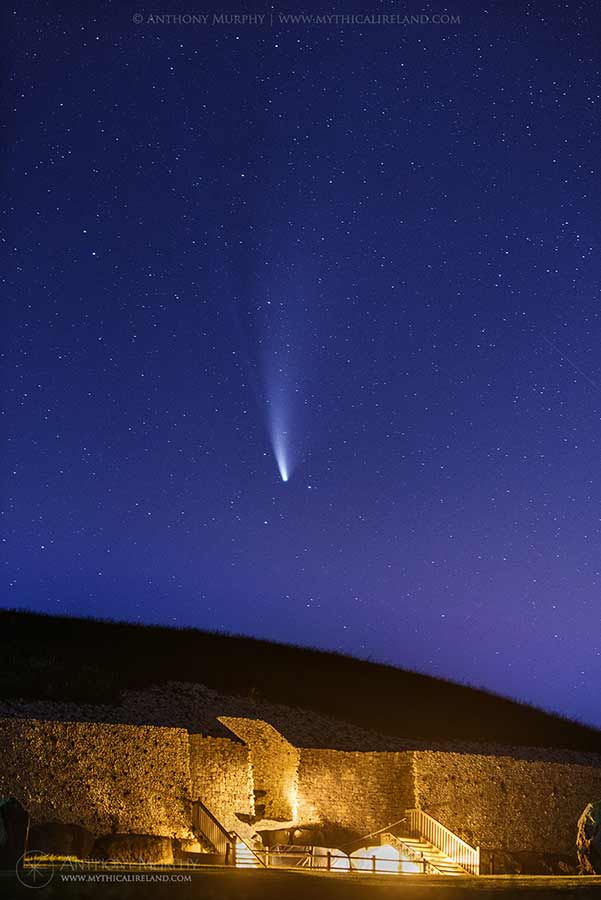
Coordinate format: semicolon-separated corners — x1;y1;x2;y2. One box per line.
262;338;298;483
273;431;290;482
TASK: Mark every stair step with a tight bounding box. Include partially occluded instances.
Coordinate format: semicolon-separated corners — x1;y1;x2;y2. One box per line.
235;840;262;868
381;833;469;876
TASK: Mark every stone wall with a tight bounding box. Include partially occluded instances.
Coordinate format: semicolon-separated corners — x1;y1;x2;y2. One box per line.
3;712;601;860
188;735;253;831
219;717;299;821
412;750;601;854
297;749;414;836
0;718;192;839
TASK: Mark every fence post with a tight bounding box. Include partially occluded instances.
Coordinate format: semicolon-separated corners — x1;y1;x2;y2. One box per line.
225;842;230;866
327;851;331;871
422;853;427;874
371;855;376;874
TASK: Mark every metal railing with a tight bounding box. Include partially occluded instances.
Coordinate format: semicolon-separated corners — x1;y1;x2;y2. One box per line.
232;833;267;867
190;800;233;861
341;816;408;851
259;846;312;868
242;848;432;873
407;809;480;875
190;800;478;876
343;817;443;874
378;833;445;875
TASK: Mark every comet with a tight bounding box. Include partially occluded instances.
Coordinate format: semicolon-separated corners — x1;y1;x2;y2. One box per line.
274;438;290;482
265;384;293;482
254;276;309;483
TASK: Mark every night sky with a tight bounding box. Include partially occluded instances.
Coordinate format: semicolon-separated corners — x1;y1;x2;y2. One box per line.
3;3;601;727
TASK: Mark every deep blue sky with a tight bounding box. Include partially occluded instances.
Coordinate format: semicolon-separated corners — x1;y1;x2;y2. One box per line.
3;2;601;726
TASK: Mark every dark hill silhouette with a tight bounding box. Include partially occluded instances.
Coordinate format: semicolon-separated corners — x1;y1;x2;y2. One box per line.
1;608;599;753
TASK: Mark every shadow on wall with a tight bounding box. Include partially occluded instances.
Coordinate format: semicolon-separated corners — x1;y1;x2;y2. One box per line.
0;797;28;868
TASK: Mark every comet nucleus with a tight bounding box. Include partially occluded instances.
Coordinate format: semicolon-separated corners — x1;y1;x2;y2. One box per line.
266;386;293;482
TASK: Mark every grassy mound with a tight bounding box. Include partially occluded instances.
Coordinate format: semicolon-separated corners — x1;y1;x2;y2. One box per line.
0;609;599;752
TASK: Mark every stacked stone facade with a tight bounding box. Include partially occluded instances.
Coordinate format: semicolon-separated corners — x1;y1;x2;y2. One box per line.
218;717;300;821
188;734;254;831
297;749;413;835
1;712;600;863
412;749;601;854
0;718;192;838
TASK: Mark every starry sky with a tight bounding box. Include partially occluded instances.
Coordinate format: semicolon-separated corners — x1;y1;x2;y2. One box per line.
3;2;601;726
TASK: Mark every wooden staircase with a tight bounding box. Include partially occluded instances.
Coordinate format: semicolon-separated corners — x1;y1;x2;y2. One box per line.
380;809;480;876
381;832;468;875
192;799;479;876
191;801;267;869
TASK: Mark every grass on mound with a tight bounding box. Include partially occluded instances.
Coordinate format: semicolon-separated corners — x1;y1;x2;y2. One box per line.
1;608;600;753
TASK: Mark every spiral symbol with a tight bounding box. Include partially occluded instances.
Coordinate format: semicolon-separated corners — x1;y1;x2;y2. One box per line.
132;13;144;23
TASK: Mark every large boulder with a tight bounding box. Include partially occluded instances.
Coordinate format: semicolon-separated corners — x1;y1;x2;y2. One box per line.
28;822;95;859
577;801;601;874
92;834;174;864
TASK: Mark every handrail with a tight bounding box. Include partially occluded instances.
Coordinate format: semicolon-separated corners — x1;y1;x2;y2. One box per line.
379;832;445;875
190;800;232;859
340;817;408;849
411;810;477;855
341;816;444;875
263;845;313;868
232;832;267;867
406;809;480;875
247;847;437;874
